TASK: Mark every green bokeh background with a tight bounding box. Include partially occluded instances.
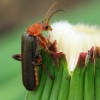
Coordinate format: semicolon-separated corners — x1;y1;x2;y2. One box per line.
0;1;100;100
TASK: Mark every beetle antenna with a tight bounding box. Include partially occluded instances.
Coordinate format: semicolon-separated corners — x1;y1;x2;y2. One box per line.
44;2;58;22
47;9;66;24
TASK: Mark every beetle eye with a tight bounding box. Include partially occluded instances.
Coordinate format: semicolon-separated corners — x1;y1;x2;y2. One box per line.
45;26;48;29
42;21;44;23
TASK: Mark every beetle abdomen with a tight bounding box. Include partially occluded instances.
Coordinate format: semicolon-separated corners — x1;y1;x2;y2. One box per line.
21;32;39;91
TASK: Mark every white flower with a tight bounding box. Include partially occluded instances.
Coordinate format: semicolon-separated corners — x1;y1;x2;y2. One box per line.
48;21;100;71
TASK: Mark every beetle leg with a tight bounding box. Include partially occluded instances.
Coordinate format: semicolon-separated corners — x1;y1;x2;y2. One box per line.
32;55;53;80
33;66;39;89
38;34;47;44
41;63;53;80
12;54;22;61
38;39;53;54
38;34;53;54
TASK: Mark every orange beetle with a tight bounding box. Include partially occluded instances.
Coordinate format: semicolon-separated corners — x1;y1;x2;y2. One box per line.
27;2;65;53
12;2;65;91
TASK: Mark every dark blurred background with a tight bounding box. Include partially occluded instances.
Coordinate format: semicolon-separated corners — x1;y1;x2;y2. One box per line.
0;0;100;100
0;0;90;34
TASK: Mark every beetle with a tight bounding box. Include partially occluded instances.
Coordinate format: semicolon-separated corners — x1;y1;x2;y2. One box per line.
13;33;40;91
21;33;40;91
13;33;53;91
12;2;65;91
26;2;65;54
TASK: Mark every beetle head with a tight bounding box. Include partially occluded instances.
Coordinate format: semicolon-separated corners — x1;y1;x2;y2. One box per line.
39;21;52;31
42;2;66;31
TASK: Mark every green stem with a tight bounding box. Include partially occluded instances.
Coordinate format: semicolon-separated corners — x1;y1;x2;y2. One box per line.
68;66;86;100
84;60;94;100
95;57;100;100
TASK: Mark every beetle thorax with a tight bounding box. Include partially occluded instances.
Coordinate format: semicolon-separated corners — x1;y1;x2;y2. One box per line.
27;23;42;36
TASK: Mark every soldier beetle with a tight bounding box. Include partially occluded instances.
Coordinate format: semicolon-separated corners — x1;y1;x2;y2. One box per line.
12;2;65;91
13;33;53;91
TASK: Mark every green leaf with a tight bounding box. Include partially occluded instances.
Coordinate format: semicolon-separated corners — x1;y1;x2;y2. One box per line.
25;50;69;100
84;59;94;100
68;53;86;100
94;47;100;100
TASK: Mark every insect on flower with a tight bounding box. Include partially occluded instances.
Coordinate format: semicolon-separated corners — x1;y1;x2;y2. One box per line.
12;2;65;91
27;2;65;54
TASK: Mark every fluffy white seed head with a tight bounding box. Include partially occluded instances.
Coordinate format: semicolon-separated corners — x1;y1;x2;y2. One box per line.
48;21;100;71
